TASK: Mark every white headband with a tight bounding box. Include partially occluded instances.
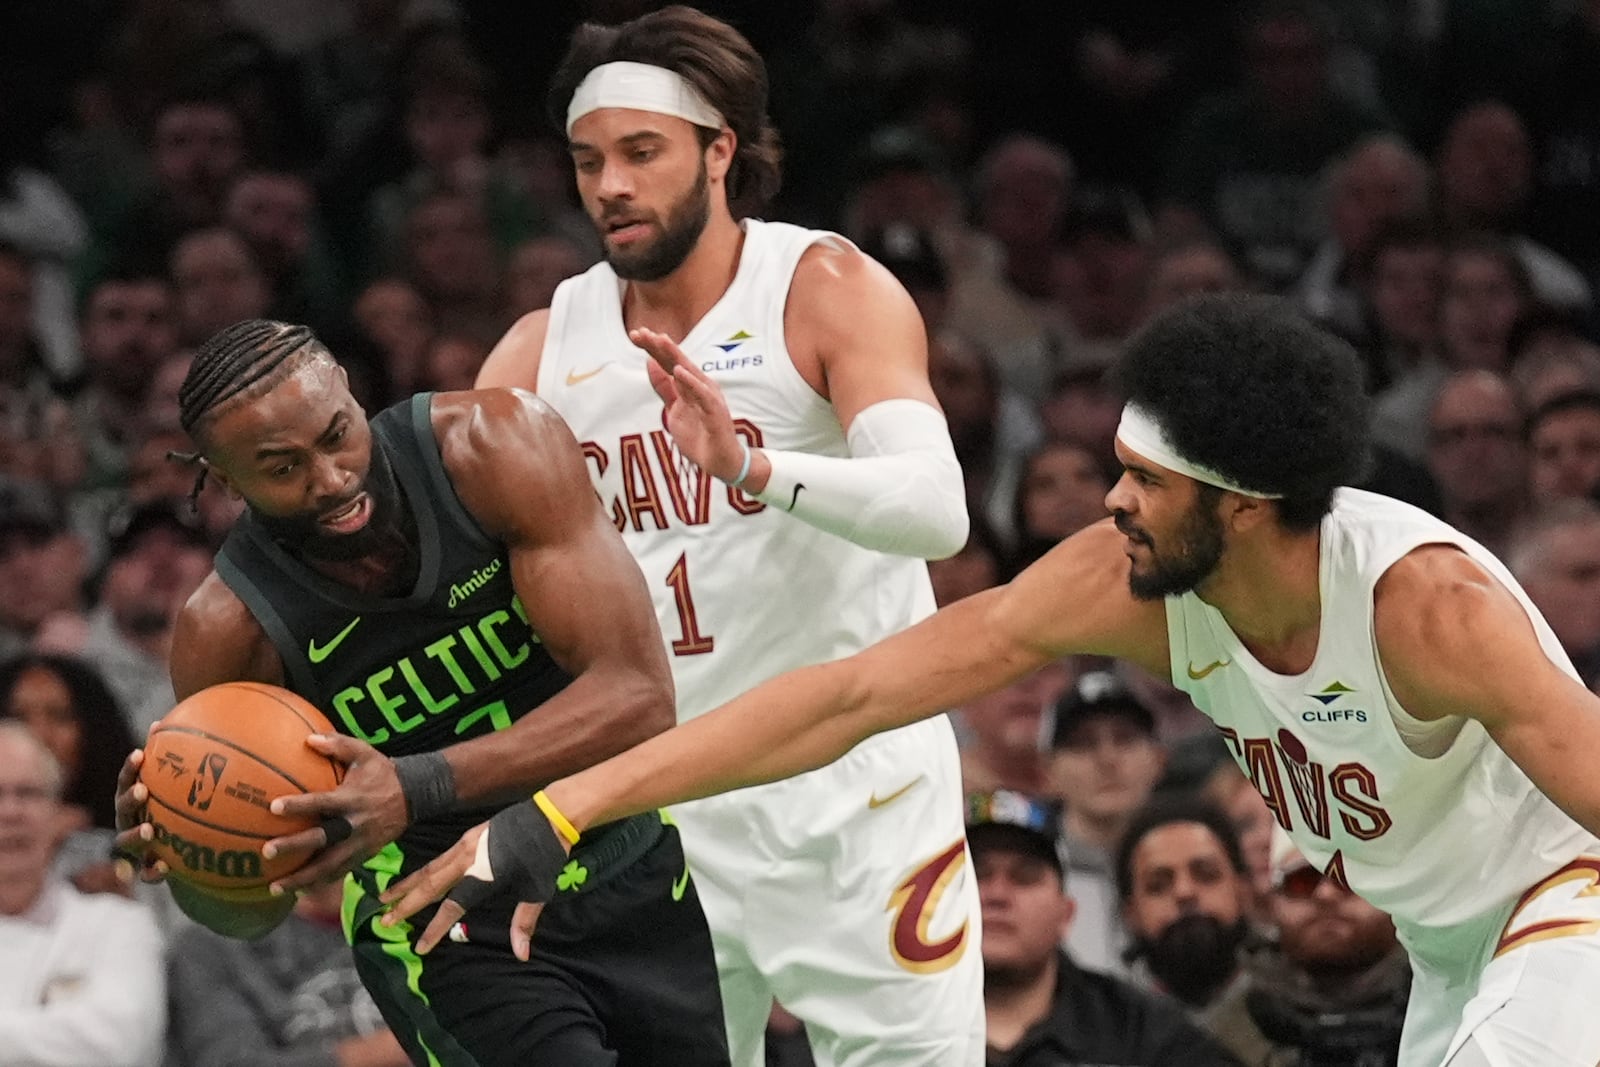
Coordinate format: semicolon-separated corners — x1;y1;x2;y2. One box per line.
1115;403;1283;499
566;61;724;136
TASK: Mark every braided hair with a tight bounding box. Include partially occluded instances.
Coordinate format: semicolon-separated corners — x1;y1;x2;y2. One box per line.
170;319;328;508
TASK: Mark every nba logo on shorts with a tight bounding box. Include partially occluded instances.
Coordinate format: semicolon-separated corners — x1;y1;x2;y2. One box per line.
187;752;229;811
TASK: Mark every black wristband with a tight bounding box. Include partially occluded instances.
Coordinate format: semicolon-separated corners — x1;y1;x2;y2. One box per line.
392;752;457;822
446;801;567;912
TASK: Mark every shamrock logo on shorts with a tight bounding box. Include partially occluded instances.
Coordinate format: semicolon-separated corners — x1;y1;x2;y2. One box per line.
557;860;589;892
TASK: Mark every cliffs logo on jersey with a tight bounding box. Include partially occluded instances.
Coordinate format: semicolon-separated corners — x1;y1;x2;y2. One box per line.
1303;680;1368;723
1218;725;1394;844
701;329;762;374
581;418;768;533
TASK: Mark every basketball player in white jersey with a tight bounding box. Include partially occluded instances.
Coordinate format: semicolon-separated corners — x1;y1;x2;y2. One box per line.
471;8;983;1066
390;293;1600;1066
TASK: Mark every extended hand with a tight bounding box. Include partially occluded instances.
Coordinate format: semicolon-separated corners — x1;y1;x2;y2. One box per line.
378;801;572;960
635;327;749;484
112;737;169;885
263;734;408;894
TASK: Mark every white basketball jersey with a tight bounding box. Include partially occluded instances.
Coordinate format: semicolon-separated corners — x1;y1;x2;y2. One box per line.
538;218;938;720
1169;488;1593;932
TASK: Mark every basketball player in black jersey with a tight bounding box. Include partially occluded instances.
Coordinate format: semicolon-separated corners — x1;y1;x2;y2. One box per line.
111;319;729;1067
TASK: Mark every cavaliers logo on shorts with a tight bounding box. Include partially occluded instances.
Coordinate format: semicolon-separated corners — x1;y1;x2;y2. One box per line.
1495;856;1600;959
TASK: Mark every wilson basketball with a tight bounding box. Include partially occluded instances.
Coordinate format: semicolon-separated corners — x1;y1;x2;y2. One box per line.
140;682;344;892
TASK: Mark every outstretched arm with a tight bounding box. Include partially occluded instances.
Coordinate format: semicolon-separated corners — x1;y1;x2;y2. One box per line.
381;522;1169;947
1376;545;1600;837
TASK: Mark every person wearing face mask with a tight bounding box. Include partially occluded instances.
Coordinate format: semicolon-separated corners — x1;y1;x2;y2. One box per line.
1114;796;1271;1065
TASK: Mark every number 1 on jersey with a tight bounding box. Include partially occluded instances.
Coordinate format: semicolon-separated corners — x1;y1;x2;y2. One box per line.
665;553;714;656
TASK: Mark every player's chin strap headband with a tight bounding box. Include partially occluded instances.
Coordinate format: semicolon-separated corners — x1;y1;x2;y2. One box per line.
566;61;724;136
1115;403;1284;499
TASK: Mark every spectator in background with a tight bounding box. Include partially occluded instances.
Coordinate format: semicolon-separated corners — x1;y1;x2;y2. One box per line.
958;659;1076;797
1140;239;1247;325
1237;832;1410;1067
504;233;589;318
368;46;543;272
1358;218;1444;408
1526;389;1600;506
1423;370;1530;559
1434;100;1592;313
224;170;348;335
948;135;1077;400
87;92;247;281
928;519;1006;609
168;880;413;1067
1438;236;1532;375
72;271;180;491
927;330;1040;546
1200;762;1277;909
1039;364;1125;482
1049;670;1167;976
0;653;136;894
1052;187;1153;367
1297;135;1430;341
1117;797;1268;1064
0;135;89;383
1008;441;1111;572
400;189;503;337
1158;0;1386;292
0;722;165;1067
352;276;434;404
169;226;272;347
35;501;211;735
0;245;85;499
1509;334;1600;412
1506;500;1600;685
418;329;492;393
0;501;87;659
971;789;1241;1067
855;222;950;333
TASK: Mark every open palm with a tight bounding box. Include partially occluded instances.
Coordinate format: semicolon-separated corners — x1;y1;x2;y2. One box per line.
634;327;743;482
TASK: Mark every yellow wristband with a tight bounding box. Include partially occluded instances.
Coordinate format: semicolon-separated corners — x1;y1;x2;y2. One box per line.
532;790;581;846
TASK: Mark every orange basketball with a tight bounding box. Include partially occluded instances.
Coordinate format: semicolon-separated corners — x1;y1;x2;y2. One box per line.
140;682;344;892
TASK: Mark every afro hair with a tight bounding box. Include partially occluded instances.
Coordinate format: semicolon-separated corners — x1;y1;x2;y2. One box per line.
1113;294;1371;529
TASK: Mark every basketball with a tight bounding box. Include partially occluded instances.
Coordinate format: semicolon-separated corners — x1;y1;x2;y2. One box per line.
140;682;344;892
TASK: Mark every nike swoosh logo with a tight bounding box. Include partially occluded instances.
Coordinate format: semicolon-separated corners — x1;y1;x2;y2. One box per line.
671;863;690;902
565;363;612;386
1187;658;1231;680
868;777;922;810
786;483;806;511
308;616;362;664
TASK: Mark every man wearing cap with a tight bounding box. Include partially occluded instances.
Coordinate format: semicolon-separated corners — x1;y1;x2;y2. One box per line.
0;493;86;658
971;788;1240;1067
1050;670;1166;975
475;6;978;1065
399;296;1600;1066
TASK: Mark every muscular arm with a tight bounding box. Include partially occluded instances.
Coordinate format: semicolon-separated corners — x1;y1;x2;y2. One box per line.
546;521;1169;830
160;576;297;938
1376;546;1600;838
423;389;675;808
475;309;548;391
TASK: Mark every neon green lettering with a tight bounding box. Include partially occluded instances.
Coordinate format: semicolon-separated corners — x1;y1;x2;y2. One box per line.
366;667;425;733
333;687;389;744
424;635;475;695
479;610;530;670
454;699;512;736
457;625;501;682
397;656;458;715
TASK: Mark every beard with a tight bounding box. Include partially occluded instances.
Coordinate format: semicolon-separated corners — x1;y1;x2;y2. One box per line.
1130;913;1250;1007
601;163;711;282
251;436;406;564
1116;494;1226;601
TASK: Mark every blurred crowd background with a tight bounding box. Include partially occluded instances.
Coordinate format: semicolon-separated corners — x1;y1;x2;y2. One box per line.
5;1;1600;1065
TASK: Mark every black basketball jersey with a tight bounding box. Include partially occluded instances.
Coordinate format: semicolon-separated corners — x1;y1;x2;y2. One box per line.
217;393;574;863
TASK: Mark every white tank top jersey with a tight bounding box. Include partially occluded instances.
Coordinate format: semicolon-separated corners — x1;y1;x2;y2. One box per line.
1169;488;1594;933
538;218;938;721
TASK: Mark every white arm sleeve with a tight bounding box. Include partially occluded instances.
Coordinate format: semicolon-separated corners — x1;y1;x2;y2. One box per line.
749;397;969;559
